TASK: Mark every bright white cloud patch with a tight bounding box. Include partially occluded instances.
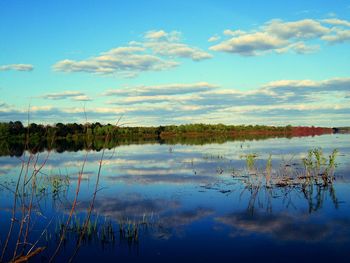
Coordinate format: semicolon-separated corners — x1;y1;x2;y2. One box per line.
0;64;34;72
144;30;181;42
53;30;211;77
210;18;350;56
131;30;212;61
208;35;220;42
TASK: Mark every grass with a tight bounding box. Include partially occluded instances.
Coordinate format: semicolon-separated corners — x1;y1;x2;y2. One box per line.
301;148;339;184
240;153;258;171
52;213;158;247
35;173;70;199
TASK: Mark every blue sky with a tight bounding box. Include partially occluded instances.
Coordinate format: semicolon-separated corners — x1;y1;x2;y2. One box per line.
1;0;350;126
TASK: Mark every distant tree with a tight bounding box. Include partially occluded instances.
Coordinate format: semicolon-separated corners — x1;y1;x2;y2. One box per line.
0;123;10;137
9;121;25;135
55;123;68;137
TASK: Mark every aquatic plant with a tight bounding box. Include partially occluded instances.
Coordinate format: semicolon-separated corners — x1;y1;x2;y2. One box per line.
241;153;258;171
35;173;70;199
302;150;314;177
265;154;272;187
313;148;327;169
325;149;338;177
301;148;339;186
118;219;139;243
216;148;341;214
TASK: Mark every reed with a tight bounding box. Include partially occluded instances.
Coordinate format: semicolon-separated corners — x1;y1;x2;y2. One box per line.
241;153;258;171
0;110;120;263
241;148;340;214
265;154;272;187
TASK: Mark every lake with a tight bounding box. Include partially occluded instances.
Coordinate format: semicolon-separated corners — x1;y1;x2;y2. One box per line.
1;133;350;262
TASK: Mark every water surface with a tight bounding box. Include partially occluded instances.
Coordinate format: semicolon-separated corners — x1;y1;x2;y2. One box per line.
1;134;350;262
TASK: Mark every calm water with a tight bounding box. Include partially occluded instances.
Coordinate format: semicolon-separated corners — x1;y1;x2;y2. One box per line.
1;134;350;262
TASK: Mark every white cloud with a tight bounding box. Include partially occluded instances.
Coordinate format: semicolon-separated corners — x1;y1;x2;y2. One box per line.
101;77;350;125
143;41;212;61
30;105;54;111
208;35;220;42
72;95;91;101
322;18;350;27
134;78;349;124
286;42;320;54
41;91;92;101
139;30;212;61
3;78;349;126
53;47;178;77
108;94;184;104
223;29;246;36
53;30;211;77
103;82;218;97
210;32;287;56
210;18;350;56
263;77;350;91
144;30;181;42
144;30;168;40
0;64;34;72
321;27;350;43
265;19;330;39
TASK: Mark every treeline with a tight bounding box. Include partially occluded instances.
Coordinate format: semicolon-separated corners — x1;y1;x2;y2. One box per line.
0;121;334;157
333;127;350;134
0;121;295;140
0;133;294;157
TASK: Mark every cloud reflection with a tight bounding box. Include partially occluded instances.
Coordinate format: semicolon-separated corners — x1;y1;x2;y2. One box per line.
216;212;350;243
